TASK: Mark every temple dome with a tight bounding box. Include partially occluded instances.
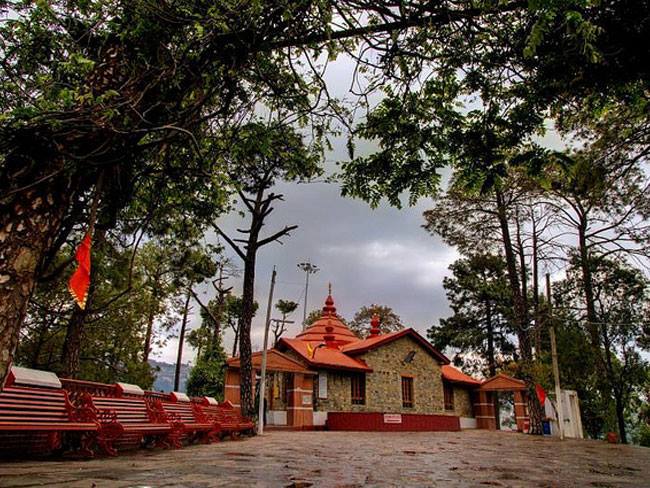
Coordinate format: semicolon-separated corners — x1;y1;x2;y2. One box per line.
295;291;359;345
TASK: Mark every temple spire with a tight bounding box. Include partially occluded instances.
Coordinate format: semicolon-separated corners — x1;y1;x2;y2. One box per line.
322;284;337;316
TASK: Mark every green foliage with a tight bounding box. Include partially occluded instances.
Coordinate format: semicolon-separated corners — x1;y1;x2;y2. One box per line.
349;304;404;338
275;299;299;317
553;255;650;439
186;341;228;399
636;423;650;448
427;254;516;377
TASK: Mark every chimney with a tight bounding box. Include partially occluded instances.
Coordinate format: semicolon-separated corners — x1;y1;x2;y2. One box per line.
369;314;381;338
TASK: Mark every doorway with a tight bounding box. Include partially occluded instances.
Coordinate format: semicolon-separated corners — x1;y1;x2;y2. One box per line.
496;391;516;431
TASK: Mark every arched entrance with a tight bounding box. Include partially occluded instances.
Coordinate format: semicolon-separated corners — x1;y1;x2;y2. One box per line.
473;374;529;432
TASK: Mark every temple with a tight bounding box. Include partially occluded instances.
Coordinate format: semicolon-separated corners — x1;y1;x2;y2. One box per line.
225;290;531;431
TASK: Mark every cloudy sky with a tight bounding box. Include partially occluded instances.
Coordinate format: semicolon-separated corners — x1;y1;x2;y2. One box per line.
155;56;565;365
157;142;459;364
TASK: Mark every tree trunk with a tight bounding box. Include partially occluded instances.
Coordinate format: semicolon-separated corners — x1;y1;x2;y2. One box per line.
576;215;615;421
495;189;543;434
174;291;191;392
614;393;627;444
485;301;496;377
60;304;90;378
577;223;603;361
238;247;257;418
142;303;156;363
0;176;71;389
531;215;542;357
231;324;239;357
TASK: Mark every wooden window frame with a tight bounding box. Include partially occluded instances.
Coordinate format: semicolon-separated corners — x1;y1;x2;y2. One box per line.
443;381;455;411
351;373;366;405
401;375;414;408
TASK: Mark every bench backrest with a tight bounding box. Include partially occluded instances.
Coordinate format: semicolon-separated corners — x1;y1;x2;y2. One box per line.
199;404;235;424
161;401;207;424
0;386;73;426
86;395;154;425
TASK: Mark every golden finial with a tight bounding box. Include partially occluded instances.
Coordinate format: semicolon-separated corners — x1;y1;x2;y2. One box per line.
328;282;332;295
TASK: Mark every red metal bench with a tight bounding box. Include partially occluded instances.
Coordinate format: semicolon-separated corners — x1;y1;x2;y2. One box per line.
80;393;181;455
197;398;254;439
0;384;97;457
152;392;218;444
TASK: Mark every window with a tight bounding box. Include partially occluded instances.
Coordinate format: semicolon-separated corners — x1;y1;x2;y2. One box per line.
401;376;414;408
444;382;455;410
351;374;366;405
318;373;328;399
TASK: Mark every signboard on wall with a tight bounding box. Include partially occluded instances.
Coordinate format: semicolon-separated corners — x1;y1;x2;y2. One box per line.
318;373;328;398
303;394;312;405
383;414;402;424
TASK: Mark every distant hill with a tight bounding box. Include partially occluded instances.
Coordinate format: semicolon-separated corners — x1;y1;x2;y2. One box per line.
149;359;190;393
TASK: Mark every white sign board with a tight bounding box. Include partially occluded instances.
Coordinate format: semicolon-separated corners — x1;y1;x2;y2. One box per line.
318;373;328;399
383;414;402;424
302;394;312;406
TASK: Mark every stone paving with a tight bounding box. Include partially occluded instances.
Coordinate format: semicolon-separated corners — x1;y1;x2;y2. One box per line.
0;430;648;487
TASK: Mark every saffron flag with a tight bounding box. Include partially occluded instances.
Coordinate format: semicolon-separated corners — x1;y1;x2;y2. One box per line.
69;232;92;309
306;343;314;358
535;383;547;406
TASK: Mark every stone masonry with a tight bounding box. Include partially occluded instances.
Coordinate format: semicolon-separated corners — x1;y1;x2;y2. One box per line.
452;386;473;418
316;335;450;415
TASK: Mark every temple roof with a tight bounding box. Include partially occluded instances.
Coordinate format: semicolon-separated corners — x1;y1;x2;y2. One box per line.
294;292;359;345
280;338;372;372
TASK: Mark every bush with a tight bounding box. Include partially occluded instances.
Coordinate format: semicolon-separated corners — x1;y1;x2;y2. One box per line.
636;423;650;447
185;342;226;399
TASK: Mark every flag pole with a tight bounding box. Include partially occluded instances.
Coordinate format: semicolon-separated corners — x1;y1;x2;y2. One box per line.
258;266;276;435
547;273;564;440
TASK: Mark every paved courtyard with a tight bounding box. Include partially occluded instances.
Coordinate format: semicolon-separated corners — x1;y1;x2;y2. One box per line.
0;430;648;487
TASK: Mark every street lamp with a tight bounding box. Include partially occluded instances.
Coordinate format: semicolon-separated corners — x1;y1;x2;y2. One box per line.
297;261;319;330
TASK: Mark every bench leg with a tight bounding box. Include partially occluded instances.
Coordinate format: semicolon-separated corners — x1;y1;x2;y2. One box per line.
207;429;221;444
97;425;122;457
79;431;96;458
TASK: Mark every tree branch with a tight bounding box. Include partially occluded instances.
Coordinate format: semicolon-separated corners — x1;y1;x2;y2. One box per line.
257;225;298;248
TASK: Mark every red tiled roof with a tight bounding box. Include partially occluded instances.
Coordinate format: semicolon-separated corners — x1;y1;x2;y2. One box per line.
441;365;481;386
295;293;359;345
227;349;314;374
279;338;372;372
342;328;450;365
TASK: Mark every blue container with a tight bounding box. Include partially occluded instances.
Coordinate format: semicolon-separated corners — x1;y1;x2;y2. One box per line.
542;420;551;435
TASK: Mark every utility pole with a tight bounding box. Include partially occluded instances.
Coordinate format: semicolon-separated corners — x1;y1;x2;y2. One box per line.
297;261;319;330
546;273;564;440
258;266;276;435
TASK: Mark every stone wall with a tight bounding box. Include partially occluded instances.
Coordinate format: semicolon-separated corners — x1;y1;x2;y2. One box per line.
453;387;474;418
316;336;449;415
281;337;460;416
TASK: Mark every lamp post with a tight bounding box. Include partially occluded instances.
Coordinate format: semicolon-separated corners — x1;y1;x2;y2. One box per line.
297;261;319;330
